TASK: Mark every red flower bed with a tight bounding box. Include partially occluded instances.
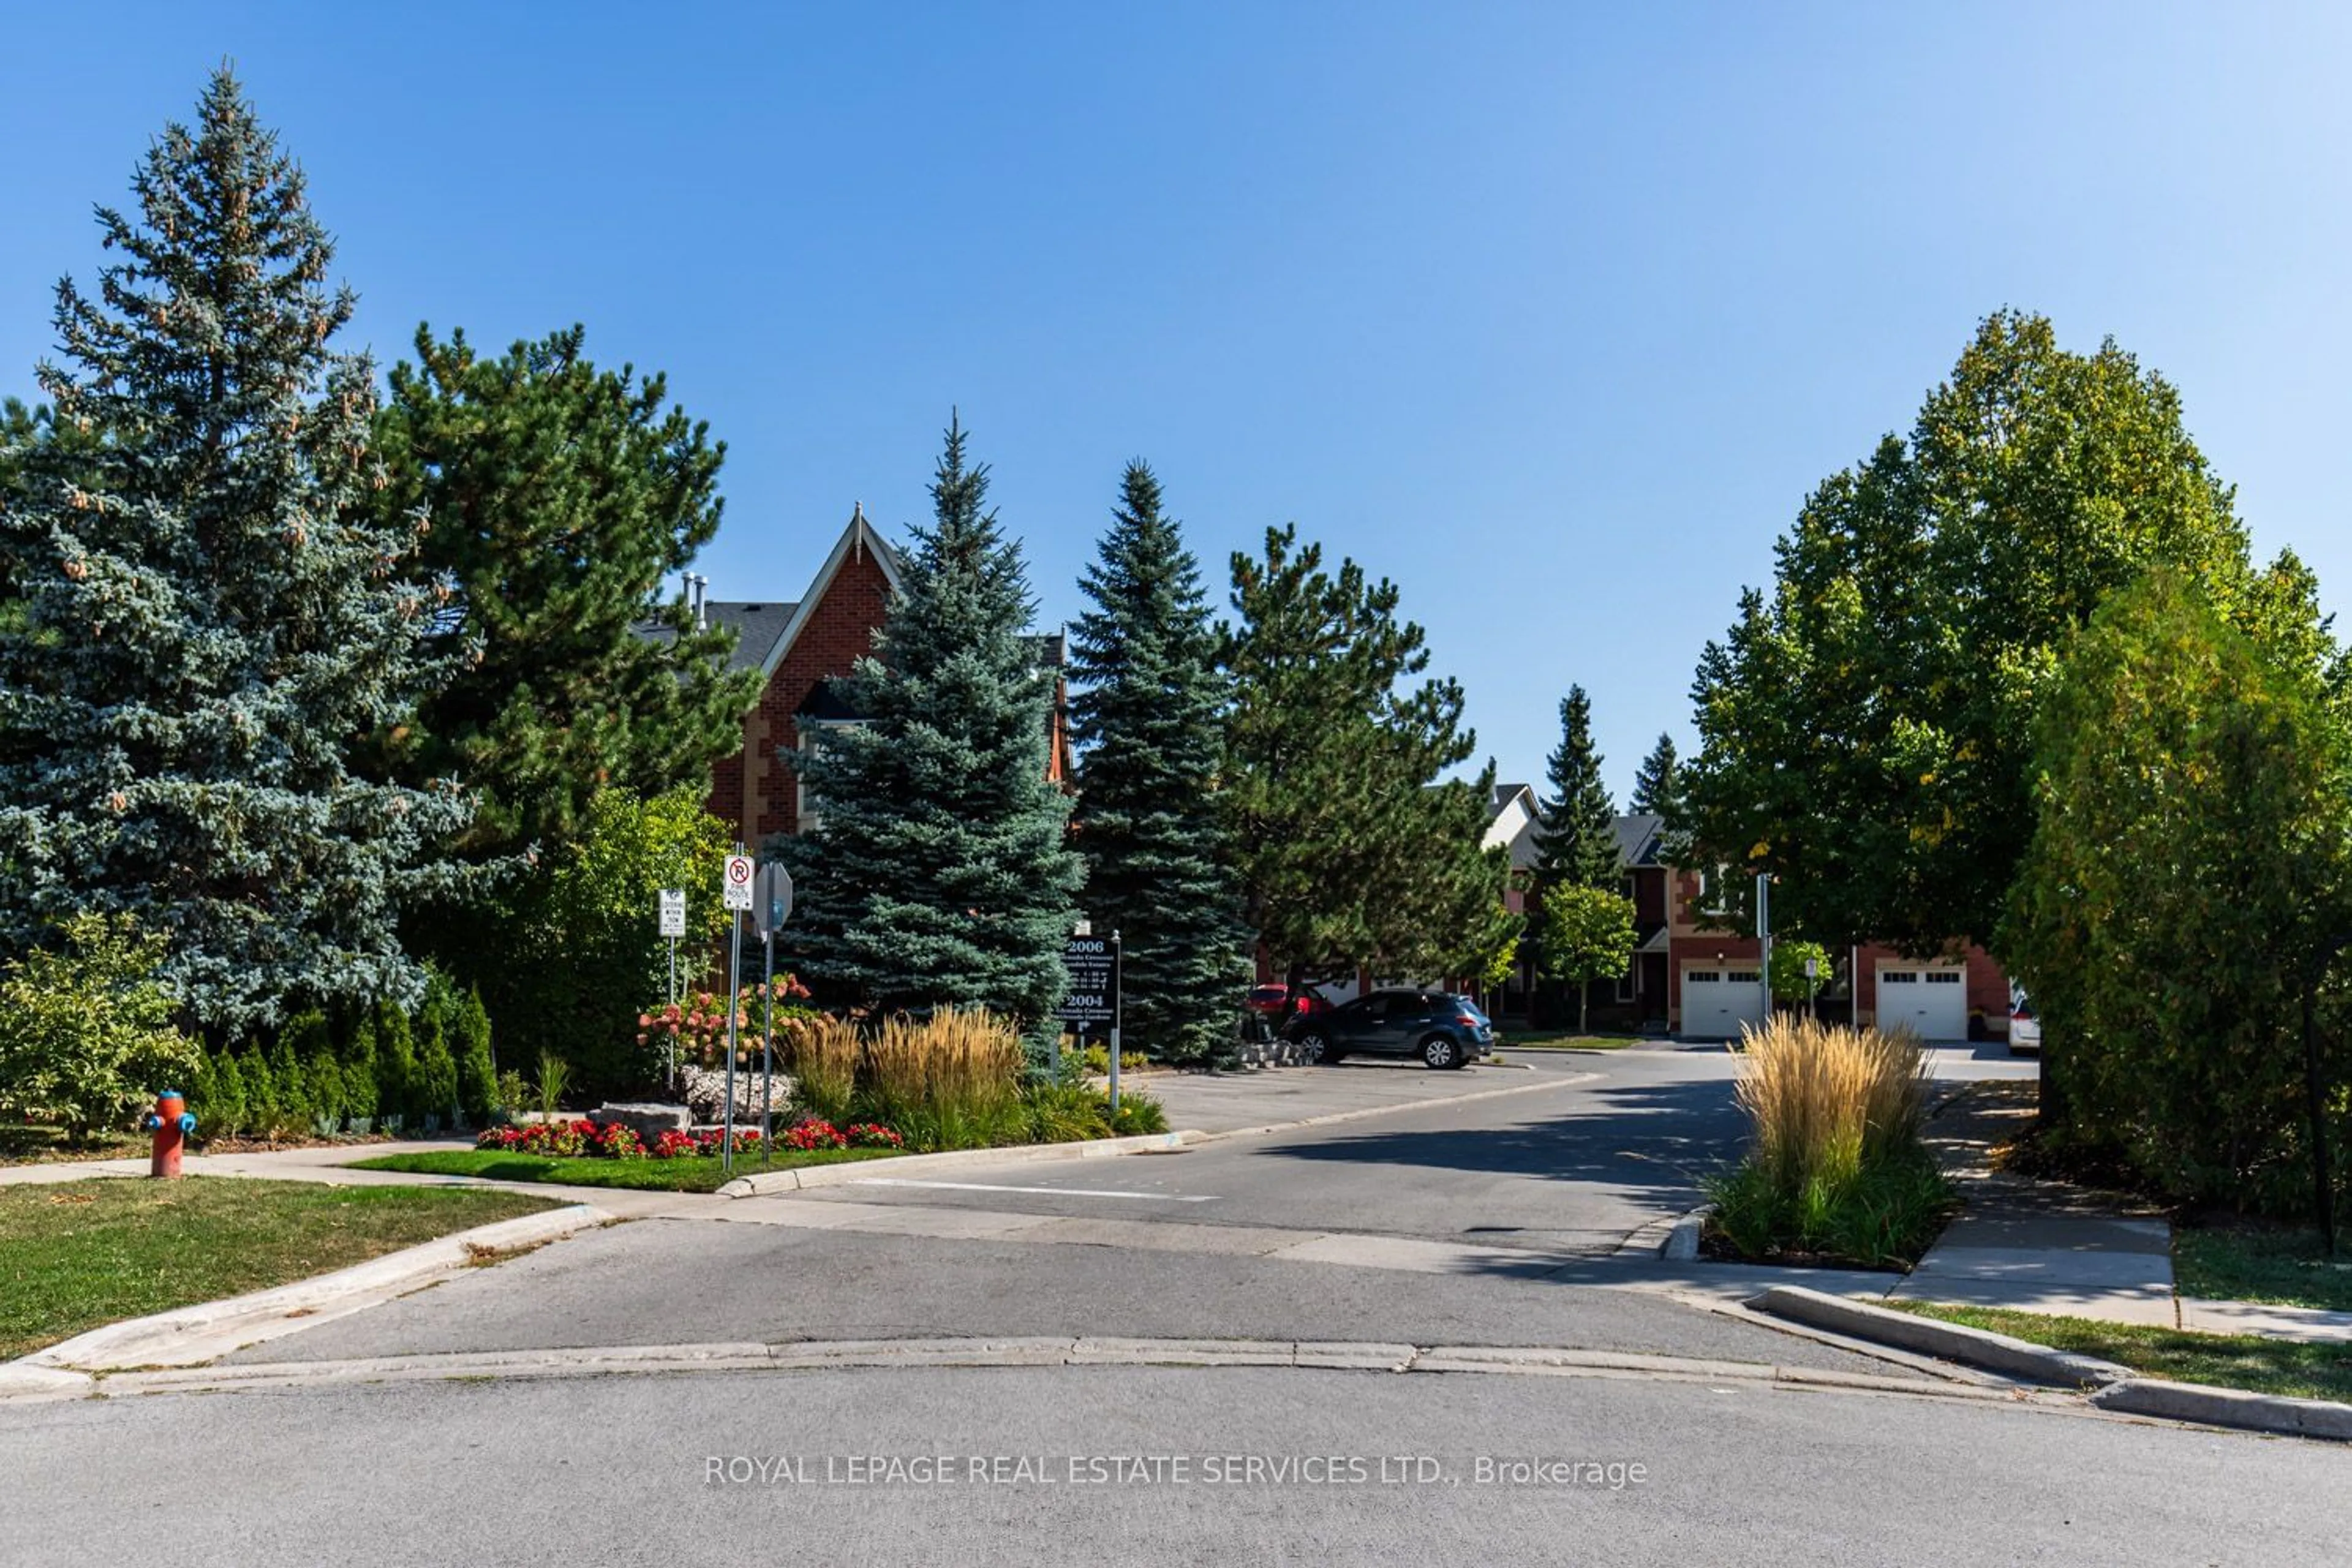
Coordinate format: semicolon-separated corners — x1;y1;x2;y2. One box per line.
480;1118;899;1161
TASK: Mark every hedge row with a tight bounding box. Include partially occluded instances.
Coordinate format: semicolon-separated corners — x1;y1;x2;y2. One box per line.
189;976;496;1140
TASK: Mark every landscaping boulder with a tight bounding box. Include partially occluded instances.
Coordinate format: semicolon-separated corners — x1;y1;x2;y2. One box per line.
591;1102;693;1140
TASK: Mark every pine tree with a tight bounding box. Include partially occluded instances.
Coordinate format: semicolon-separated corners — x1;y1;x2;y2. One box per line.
1069;463;1251;1063
1536;687;1619;887
0;70;473;1033
369;325;760;858
1221;526;1490;985
779;418;1082;1039
1630;733;1684;824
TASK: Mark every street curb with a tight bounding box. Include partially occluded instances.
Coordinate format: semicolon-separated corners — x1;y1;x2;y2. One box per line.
1662;1205;1714;1262
714;1132;1196;1197
1672;1295;2007;1386
1746;1286;2133;1388
1611;1216;1676;1259
2090;1378;2352;1442
1186;1071;1600;1144
75;1335;2044;1406
0;1363;94;1405
17;1202;609;1373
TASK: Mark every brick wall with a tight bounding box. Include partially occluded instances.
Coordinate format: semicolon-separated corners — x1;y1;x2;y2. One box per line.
704;548;895;848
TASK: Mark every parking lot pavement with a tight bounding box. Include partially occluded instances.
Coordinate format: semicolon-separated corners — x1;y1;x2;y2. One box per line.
1133;1052;1601;1136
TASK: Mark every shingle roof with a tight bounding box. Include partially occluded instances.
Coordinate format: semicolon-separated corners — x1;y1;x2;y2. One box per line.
701;600;799;673
1612;812;1665;869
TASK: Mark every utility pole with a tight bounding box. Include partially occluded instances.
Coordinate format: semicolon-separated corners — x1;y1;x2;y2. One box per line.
1755;872;1773;1028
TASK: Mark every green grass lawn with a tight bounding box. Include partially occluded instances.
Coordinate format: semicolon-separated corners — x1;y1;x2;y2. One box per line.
349;1145;905;1193
1887;1300;2352;1403
1494;1031;1645;1051
0;1177;557;1362
2174;1221;2352;1314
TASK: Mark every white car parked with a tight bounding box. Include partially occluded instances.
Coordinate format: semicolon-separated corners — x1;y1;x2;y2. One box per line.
2008;992;2041;1055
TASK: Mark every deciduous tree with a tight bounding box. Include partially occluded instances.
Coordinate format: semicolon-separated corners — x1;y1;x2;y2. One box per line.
1535;883;1636;1034
1684;312;2266;960
2003;570;2351;1208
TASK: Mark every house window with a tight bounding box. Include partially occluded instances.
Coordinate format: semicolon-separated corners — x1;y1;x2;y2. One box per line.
1617;967;1637;1003
1925;971;1962;985
1686;970;1720;984
1883;971;1918;984
1695;865;1734;919
793;722;861;834
1725;970;1760;984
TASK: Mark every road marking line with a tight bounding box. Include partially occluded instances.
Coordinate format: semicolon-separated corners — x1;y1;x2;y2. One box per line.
848;1178;1216;1203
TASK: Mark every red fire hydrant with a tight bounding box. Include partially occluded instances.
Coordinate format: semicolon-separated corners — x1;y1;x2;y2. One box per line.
144;1090;195;1179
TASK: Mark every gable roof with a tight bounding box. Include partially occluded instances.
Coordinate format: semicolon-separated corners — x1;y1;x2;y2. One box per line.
758;503;902;681
1027;629;1069;671
1613;812;1666;869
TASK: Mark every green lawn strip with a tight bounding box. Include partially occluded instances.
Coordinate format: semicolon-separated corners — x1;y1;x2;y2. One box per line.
0;1177;558;1362
2173;1223;2352;1315
1496;1033;1644;1052
1884;1300;2352;1403
349;1145;904;1193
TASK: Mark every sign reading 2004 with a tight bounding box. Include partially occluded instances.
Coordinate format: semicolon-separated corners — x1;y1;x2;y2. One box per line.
1058;935;1120;1027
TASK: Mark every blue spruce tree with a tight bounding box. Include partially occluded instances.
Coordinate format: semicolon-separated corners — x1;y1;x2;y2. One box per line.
0;70;473;1033
780;418;1081;1041
1069;462;1250;1063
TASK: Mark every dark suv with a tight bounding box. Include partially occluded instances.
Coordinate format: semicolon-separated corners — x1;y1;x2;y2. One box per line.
1281;989;1494;1069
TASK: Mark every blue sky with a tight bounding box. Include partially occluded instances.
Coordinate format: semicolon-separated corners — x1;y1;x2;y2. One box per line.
4;2;2348;799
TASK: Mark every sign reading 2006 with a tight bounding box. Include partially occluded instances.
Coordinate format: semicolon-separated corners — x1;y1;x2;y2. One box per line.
1058;935;1119;1027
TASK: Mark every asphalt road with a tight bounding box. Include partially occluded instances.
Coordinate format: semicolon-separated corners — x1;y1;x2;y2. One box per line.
23;1033;2292;1568
2;1363;2334;1567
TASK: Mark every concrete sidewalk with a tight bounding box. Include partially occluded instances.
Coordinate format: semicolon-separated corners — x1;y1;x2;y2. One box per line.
1882;1081;2352;1344
1887;1080;2177;1324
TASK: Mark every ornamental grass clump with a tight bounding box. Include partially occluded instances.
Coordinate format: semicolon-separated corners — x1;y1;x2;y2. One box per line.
785;1014;861;1126
1707;1016;1951;1268
862;1008;1025;1151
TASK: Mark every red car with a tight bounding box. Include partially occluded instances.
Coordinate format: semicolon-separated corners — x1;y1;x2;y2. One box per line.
1246;984;1332;1019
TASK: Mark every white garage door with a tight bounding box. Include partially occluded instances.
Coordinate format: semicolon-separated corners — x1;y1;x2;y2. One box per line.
1682;967;1766;1038
1877;967;1968;1041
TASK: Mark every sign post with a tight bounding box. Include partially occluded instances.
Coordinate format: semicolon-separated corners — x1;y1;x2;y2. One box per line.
1109;929;1123;1114
1803;955;1820;1020
657;889;687;1087
1058;932;1120;1101
721;851;754;1172
752;863;794;1153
